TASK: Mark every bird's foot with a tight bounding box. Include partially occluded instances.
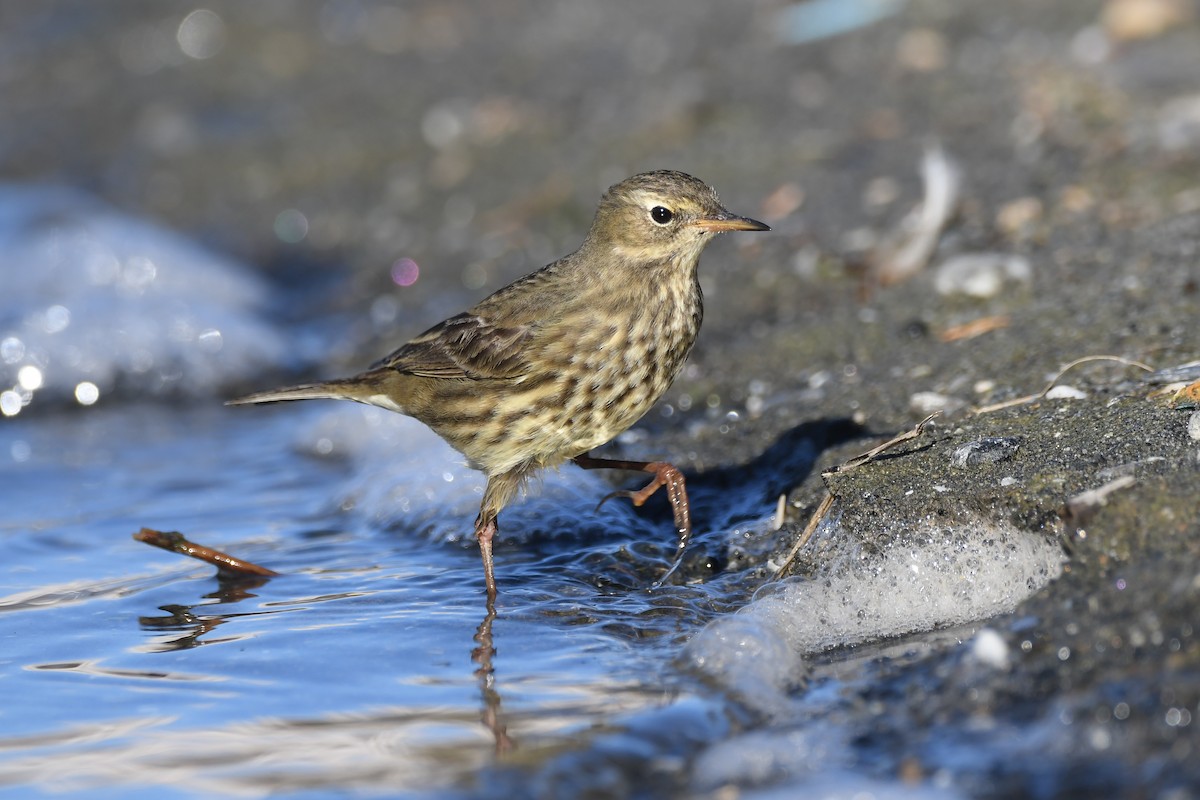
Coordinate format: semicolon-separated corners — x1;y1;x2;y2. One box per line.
576;456;692;587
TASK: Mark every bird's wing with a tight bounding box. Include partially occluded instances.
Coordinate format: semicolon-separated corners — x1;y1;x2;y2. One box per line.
371;312;534;380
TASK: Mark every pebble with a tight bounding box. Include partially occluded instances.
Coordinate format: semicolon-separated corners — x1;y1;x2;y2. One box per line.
934;253;1033;298
910;391;967;416
1059;185;1095;214
1102;0;1192;41
949;437;1022;468
1045;385;1088;400
896;27;948;73
1188;410;1200;441
996;196;1043;237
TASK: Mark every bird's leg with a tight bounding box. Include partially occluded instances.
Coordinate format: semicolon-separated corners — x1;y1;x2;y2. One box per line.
573;454;692;584
474;512;499;606
475;470;525;604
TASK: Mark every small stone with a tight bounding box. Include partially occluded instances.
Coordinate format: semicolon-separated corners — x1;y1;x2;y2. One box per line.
896;27;948;73
1045;385;1088;400
1059;185;1095;214
949;437;1022;468
910;391;967;416
1188;410;1200;441
996;196;1043;236
1102;0;1192;41
934;253;1032;298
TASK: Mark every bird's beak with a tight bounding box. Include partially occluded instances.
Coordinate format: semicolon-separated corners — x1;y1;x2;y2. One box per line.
691;211;771;233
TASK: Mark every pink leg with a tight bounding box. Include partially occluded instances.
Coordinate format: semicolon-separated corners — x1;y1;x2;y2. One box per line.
474;513;498;605
573;455;692;585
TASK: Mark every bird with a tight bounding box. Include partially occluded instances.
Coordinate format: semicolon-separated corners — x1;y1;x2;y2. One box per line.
228;170;769;603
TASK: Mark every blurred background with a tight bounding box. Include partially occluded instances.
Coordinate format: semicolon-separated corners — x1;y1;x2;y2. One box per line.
4;0;1197;417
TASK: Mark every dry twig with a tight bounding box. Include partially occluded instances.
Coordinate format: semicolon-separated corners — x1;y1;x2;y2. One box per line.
938;315;1010;342
774;490;834;578
775;413;940;577
824;412;940;475
974;355;1153;414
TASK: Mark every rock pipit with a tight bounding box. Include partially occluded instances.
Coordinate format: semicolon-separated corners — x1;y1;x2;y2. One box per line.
229;171;769;602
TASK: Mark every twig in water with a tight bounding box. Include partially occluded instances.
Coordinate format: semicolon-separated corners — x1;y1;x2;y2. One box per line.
133;527;279;578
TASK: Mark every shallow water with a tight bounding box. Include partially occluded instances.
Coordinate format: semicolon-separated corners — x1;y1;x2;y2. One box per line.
0;404;713;797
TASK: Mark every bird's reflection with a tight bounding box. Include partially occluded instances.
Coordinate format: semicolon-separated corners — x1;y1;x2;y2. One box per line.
472;600;515;754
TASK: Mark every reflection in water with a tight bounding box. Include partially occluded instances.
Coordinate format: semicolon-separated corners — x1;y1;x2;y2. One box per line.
138;574;274;652
472;601;514;755
131;565;519;758
139;604;225;651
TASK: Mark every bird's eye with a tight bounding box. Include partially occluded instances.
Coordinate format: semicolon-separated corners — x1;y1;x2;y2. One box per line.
650;206;674;225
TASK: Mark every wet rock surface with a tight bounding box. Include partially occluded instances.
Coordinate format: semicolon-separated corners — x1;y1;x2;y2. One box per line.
773;390;1199;795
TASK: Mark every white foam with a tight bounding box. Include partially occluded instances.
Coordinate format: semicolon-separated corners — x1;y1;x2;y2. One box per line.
685;518;1064;716
0;185;287;412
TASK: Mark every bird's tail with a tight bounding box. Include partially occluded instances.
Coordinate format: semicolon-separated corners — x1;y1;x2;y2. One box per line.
225;379;360;406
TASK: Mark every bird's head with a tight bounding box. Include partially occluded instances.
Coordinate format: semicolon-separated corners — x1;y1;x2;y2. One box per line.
586;170;769;267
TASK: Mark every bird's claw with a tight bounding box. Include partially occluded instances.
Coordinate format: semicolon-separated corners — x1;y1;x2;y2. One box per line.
577;457;695;590
595;488;643;513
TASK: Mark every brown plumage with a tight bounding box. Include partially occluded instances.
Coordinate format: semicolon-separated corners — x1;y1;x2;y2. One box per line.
229;171;769;602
